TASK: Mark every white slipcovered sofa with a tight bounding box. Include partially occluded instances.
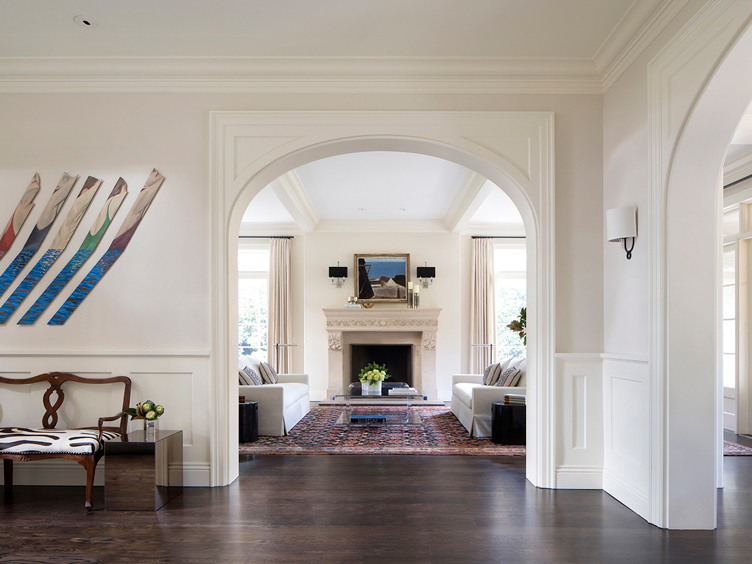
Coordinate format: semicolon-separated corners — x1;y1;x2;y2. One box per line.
450;357;526;438
238;356;310;437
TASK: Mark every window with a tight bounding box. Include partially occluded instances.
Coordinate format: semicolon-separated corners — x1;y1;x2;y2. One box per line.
723;243;736;390
238;243;269;360
494;243;526;360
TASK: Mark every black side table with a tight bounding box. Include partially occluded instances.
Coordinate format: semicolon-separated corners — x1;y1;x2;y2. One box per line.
239;401;259;443
491;404;526;445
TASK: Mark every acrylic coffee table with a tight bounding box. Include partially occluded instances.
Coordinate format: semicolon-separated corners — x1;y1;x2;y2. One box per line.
330;386;427;426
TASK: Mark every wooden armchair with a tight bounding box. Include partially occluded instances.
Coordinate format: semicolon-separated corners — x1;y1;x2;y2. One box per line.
0;372;131;509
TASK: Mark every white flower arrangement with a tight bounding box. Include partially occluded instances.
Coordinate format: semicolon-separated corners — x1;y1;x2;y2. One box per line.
358;362;390;384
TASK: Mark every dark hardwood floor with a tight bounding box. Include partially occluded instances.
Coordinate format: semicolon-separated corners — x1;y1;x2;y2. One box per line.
2;453;752;563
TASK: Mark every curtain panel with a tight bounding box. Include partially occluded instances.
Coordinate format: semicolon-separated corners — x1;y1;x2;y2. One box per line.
268;238;292;373
470;238;496;373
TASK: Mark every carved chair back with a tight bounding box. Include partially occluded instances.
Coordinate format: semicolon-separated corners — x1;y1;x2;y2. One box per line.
0;372;132;435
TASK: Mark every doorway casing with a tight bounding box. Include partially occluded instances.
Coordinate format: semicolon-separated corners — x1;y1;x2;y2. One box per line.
208;111;555;488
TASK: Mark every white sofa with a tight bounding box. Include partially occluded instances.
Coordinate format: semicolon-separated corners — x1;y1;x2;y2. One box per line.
450;358;526;438
238;356;310;436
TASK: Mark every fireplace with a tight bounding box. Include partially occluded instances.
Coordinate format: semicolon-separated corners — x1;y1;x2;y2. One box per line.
351;344;413;387
323;308;441;399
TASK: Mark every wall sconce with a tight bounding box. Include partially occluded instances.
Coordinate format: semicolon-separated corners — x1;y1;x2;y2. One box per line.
416;264;436;288
329;263;348;287
606;207;637;260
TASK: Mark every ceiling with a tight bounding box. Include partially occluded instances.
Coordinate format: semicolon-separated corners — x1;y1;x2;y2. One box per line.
1;0;638;59
0;1;669;93
242;152;523;231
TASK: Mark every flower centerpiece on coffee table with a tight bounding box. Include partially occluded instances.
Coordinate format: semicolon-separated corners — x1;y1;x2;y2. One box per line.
359;362;390;395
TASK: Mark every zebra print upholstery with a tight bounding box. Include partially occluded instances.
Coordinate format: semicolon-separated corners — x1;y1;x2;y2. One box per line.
0;427;121;455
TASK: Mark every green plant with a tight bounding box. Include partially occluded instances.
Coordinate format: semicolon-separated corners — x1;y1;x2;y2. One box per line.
358;362;390;384
123;400;165;421
506;306;527;346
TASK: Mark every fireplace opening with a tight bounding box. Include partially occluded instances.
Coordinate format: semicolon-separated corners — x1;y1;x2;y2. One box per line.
350;344;413;387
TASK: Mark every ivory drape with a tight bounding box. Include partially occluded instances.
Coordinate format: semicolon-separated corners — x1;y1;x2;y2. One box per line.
470;238;496;373
268;238;292;373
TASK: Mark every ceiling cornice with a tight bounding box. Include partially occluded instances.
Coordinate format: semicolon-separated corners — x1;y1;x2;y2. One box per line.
724;149;752;186
271;171;320;232
444;172;491;232
0;1;690;95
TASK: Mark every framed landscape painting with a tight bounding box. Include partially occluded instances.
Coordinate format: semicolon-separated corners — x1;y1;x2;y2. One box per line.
354;253;410;303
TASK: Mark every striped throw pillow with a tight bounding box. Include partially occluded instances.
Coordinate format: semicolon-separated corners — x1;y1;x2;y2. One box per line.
483;363;502;386
259;362;278;384
240;366;263;386
497;367;520;387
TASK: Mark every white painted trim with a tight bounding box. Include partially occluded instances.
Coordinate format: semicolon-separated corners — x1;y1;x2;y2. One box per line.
724;149;752;185
444;171;490;232
600;353;650;364
314;219;449;233
0;350;210;357
603;469;650;520
209;110;557;489
601;0;691;92
271;170;320;232
555;466;604;489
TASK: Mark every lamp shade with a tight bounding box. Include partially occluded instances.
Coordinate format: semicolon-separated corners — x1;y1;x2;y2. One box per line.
606;207;637;241
329;266;347;278
416;266;436;278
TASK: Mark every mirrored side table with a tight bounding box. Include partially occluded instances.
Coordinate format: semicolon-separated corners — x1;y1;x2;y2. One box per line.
104;429;183;511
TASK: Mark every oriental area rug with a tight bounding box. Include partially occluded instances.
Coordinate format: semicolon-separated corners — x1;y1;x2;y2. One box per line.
239;406;526;456
723;440;752;456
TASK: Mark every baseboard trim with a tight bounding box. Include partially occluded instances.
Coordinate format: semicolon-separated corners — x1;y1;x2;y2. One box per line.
1;459;212;487
603;468;649;520
555;466;603;489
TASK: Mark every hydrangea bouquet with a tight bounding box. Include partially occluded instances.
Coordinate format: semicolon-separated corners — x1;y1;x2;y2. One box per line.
359;362;390;385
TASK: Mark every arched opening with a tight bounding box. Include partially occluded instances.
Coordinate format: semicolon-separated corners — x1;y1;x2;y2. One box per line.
210;118;556;488
660;18;752;529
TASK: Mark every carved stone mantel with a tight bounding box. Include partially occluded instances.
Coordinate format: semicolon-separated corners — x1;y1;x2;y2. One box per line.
323;308;441;399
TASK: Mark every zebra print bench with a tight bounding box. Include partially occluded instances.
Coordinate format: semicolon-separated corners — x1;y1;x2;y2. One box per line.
0;372;131;510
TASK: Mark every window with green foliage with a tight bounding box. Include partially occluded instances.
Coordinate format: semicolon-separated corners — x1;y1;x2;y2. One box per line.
495;244;526;360
238;243;269;360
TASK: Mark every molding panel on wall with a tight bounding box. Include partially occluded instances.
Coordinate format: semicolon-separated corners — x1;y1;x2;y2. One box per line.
0;351;211;487
602;355;650;520
554;353;604;489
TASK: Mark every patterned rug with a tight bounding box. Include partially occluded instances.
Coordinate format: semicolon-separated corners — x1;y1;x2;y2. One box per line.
724;440;752;456
239;406;526;456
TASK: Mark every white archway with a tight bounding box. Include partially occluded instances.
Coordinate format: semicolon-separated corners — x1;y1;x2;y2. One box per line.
209;112;555;488
651;15;752;529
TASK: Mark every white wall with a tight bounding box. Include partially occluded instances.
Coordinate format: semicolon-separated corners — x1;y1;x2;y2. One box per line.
0;90;604;487
603;0;752;528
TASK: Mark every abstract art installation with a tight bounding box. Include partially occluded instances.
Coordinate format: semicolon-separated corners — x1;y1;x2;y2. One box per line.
19;178;128;325
0;174;41;261
0;176;103;323
0;173;79;299
49;169;165;325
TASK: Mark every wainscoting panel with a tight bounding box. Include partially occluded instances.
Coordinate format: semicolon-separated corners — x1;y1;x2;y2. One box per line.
602;354;649;520
554;353;603;489
0;351;211;487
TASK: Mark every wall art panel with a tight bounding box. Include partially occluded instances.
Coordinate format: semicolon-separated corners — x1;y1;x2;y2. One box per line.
0;173;78;298
19;178;128;325
0;174;41;260
0;176;102;323
49;169;164;325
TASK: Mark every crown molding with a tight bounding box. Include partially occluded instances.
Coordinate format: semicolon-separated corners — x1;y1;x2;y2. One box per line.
0;2;694;96
444;171;490;232
238;222;302;236
0;56;603;94
314;219;449;233
601;0;690;93
271;171;320;232
724;148;752;185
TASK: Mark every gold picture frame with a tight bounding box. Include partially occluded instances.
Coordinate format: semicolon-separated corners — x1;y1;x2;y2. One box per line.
354;254;410;303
